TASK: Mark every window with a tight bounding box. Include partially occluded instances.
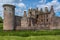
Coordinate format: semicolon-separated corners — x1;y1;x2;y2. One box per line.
47;19;48;22
41;15;44;18
46;15;48;18
4;8;6;10
41;15;43;18
41;19;43;22
47;15;48;17
37;15;38;18
30;12;31;14
9;13;12;16
29;20;31;26
29;12;32;15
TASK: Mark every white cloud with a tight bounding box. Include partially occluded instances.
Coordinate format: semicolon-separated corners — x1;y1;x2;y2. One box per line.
46;0;60;13
20;0;22;2
0;0;18;18
0;0;26;18
15;2;26;16
0;0;15;3
18;3;26;8
39;0;46;4
15;8;24;16
37;0;60;13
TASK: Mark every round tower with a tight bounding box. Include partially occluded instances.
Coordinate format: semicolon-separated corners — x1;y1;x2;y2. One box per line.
3;4;15;30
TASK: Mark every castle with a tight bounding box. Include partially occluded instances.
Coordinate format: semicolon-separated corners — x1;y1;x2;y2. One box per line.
3;4;60;30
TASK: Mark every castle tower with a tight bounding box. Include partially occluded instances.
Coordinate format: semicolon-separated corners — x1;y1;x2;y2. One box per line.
40;8;43;13
28;8;34;27
35;8;38;14
3;4;15;30
49;5;55;29
28;9;32;18
45;7;48;13
50;5;55;17
21;11;28;27
32;9;36;18
50;6;54;11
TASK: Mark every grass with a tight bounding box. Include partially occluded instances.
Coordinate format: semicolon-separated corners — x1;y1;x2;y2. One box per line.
0;23;3;30
0;23;60;36
0;23;60;40
0;30;60;37
0;35;60;40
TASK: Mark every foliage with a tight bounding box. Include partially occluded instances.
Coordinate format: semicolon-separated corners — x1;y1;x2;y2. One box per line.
0;17;3;23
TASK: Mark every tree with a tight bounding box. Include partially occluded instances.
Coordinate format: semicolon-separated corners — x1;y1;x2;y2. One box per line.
0;16;3;23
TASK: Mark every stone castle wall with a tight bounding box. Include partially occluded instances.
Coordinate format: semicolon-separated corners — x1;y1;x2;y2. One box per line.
3;4;15;30
3;4;60;30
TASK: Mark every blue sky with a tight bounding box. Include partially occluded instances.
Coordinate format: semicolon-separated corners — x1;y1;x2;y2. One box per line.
0;0;60;18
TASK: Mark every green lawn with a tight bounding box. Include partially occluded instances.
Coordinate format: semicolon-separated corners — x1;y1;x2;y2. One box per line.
0;35;60;40
0;23;60;40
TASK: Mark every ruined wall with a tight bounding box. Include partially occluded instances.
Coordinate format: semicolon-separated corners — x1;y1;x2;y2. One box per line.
3;4;60;30
53;17;60;29
15;16;22;30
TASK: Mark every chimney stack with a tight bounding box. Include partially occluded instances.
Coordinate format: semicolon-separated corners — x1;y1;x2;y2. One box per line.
24;10;27;17
40;8;43;12
45;7;48;13
50;5;54;12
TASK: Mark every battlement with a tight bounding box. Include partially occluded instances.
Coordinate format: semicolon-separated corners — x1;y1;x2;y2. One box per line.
28;6;54;14
3;4;15;8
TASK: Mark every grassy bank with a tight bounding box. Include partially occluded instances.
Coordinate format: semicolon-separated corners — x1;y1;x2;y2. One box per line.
0;35;60;40
0;30;60;37
0;23;60;40
0;23;60;36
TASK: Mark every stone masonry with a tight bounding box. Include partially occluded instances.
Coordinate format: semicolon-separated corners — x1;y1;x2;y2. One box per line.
3;4;60;30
